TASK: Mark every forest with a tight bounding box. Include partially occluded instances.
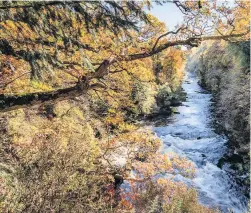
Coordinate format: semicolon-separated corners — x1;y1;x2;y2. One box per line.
0;1;249;213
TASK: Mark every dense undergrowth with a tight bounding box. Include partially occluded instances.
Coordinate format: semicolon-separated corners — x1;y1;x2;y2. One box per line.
186;40;250;194
0;92;218;212
0;48;217;213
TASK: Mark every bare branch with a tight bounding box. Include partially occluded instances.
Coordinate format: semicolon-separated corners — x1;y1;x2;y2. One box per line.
152;27;186;51
0;71;31;89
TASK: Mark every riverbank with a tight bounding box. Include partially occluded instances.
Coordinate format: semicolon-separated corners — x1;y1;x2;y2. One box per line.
186;40;250;197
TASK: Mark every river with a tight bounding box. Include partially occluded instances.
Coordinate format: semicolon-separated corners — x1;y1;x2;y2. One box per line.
153;72;248;213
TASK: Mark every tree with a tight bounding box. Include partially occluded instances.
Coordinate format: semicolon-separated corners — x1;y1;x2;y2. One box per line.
0;0;249;112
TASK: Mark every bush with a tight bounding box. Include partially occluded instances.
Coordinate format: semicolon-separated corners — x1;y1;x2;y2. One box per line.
131;81;157;115
156;83;172;110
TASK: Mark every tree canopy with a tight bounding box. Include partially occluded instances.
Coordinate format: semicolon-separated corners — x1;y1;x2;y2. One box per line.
0;0;249;112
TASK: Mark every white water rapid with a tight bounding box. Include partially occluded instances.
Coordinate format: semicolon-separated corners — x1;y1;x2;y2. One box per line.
153;72;248;213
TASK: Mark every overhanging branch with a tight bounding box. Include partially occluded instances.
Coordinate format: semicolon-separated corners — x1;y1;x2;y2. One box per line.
0;32;248;112
0;85;80;112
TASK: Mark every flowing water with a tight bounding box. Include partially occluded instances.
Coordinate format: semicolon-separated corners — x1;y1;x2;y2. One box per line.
153;72;248;213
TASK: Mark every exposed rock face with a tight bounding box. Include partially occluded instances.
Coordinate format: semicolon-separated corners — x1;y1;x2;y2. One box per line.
186;40;250;193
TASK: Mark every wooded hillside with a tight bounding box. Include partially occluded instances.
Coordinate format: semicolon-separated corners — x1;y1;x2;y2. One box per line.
0;1;249;212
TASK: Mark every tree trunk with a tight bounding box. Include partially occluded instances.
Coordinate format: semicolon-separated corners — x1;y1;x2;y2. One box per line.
0;85;82;112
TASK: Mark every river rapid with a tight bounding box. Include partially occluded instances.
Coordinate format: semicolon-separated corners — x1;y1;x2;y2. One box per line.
153;72;248;213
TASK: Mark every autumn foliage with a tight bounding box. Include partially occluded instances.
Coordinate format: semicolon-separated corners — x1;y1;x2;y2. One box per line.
0;1;249;212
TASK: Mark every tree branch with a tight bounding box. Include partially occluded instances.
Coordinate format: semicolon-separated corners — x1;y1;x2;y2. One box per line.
152;27;186;51
0;32;248;112
125;32;249;61
0;71;31;89
0;1;65;10
0;85;82;112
